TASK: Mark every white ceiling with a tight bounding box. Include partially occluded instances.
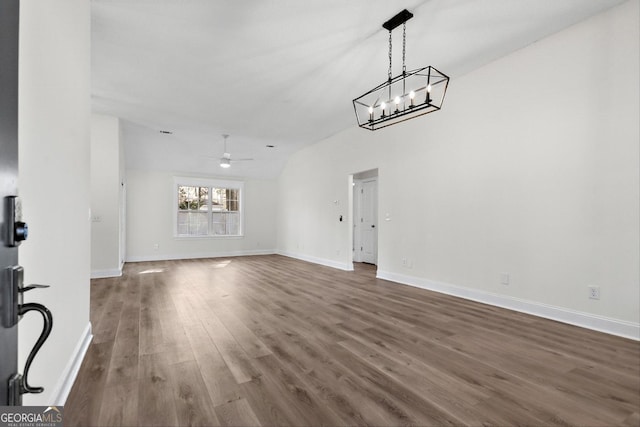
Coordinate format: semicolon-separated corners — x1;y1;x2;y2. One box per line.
92;0;625;179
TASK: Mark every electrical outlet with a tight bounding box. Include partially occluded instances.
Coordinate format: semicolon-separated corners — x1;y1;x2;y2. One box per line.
588;286;600;300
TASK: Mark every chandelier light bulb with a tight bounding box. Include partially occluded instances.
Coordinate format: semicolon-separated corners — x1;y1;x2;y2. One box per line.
368;106;374;121
394;96;401;113
427;84;432;93
380;101;386;118
409;90;415;107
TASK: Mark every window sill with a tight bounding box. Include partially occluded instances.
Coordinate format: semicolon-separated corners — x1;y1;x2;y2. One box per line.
173;235;244;240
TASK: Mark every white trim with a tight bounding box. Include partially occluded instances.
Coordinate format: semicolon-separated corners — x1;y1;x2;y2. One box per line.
173;176;244;189
352;180;362;263
277;250;354;271
50;322;93;406
173;235;245;241
90;268;122;279
126;249;275;263
376;270;640;341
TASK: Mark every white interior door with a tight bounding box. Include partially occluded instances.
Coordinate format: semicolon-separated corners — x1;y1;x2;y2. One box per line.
360;179;378;264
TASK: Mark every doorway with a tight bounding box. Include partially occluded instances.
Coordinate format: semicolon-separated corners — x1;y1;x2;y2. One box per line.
352;169;378;266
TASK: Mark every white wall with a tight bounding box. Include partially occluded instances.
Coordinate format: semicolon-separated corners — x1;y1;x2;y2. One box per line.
18;0;91;405
91;114;124;277
277;1;639;337
126;169;277;261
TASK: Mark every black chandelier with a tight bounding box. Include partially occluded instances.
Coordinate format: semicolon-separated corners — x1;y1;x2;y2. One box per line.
352;9;449;131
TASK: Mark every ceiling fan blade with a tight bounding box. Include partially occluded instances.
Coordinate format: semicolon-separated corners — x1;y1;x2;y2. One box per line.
231;158;254;162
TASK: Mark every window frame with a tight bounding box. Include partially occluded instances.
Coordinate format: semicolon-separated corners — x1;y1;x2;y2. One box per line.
173;176;244;238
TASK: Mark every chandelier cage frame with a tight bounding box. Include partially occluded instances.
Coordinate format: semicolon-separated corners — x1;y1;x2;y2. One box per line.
352;9;450;131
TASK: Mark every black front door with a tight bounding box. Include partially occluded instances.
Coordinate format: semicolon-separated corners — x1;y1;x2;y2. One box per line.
0;0;21;406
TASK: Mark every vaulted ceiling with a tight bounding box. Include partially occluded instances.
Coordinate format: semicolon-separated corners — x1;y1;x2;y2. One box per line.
91;0;626;178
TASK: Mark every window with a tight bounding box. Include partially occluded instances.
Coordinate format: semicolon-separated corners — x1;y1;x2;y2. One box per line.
174;177;243;237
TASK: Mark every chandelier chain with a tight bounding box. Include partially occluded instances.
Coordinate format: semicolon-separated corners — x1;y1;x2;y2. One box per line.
402;22;406;74
388;30;393;82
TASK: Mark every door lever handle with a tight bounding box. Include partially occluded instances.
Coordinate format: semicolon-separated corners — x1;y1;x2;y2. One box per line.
19;284;49;293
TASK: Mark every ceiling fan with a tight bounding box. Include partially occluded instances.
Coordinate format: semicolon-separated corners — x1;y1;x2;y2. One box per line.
216;134;253;168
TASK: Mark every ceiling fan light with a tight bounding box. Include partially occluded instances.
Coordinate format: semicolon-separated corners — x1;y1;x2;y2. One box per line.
220;158;231;168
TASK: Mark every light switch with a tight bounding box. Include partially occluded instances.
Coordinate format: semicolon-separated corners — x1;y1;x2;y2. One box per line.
500;272;510;286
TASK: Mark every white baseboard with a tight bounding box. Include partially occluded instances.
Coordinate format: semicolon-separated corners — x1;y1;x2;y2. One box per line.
91;267;122;279
377;270;639;341
277;250;354;271
50;322;93;406
126;249;275;263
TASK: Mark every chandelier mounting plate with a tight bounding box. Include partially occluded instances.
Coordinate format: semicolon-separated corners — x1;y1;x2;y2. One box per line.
382;9;414;31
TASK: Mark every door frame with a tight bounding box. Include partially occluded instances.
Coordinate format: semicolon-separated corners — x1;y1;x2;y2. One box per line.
350;169;379;266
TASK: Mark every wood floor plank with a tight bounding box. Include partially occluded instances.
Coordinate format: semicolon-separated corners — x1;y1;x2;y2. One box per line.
138;353;179;427
182;316;244;406
199;308;261;384
336;337;486;425
212;303;273;359
334;323;490;406
259;330;411;426
89;278;112;325
91;290;124;344
97;381;139;427
214;398;261;427
105;345;138;387
328;339;466;426
106;305;140;386
65;255;640;427
170;360;221;426
251;354;347;426
239;376;298;426
138;305;162;354
193;350;242;407
64;341;113;427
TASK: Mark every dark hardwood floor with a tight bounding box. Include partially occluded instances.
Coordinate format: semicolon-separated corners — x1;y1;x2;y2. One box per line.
65;255;640;426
